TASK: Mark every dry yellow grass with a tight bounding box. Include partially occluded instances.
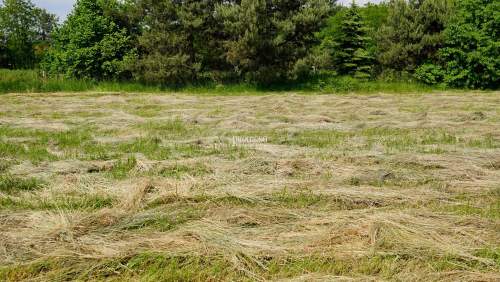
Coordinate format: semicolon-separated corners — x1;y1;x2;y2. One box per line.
0;91;499;281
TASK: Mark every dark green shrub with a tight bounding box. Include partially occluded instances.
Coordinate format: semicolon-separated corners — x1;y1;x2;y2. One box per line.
438;0;499;89
414;64;445;85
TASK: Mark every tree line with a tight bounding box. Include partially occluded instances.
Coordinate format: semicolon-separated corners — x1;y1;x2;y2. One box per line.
0;0;57;69
0;0;498;89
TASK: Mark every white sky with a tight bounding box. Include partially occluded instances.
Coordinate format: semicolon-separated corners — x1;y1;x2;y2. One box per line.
32;0;75;20
32;0;382;21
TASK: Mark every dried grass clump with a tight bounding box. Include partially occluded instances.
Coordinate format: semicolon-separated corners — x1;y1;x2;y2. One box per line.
0;91;499;281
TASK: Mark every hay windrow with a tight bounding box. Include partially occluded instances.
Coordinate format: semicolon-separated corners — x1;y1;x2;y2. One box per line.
0;92;499;281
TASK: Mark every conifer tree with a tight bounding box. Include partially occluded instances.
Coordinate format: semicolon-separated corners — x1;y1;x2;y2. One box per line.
326;4;374;78
377;0;453;72
217;0;333;84
133;0;229;84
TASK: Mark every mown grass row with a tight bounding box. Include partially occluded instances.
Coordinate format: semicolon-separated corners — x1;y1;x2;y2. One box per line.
0;123;248;164
232;127;500;153
2;123;498;166
1;248;498;282
2;169;497;220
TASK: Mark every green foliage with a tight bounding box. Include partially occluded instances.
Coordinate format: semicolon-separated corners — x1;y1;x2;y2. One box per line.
314;3;386;78
414;0;499;89
437;0;500;89
378;0;454;72
0;0;57;69
0;0;497;90
414;63;445;85
359;3;389;73
0;69;438;94
132;0;229;84
359;3;389;32
321;4;374;78
0;0;36;68
42;0;136;80
217;0;333;84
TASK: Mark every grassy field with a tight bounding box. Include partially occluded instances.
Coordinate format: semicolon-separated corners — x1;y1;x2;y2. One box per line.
0;69;439;95
0;91;499;281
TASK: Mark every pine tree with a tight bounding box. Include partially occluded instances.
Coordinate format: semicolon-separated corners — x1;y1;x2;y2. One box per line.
133;0;230;84
328;4;374;78
218;0;333;84
377;0;453;72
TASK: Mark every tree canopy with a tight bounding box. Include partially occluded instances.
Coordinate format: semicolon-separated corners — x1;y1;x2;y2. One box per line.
0;0;57;68
377;0;454;73
132;0;230;84
217;0;333;83
0;0;498;89
320;4;374;78
42;0;136;79
438;0;499;88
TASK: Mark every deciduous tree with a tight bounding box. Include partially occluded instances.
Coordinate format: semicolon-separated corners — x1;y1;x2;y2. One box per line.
437;0;499;88
0;0;56;68
43;0;135;79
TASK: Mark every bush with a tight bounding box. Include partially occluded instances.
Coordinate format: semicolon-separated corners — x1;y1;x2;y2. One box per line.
414;64;445;85
437;0;499;89
42;0;135;80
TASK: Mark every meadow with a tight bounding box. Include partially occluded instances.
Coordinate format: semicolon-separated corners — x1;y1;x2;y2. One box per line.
0;90;499;281
0;69;438;95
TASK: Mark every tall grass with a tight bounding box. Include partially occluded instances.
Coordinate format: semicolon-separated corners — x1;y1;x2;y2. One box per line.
0;69;160;93
0;175;45;194
0;69;442;95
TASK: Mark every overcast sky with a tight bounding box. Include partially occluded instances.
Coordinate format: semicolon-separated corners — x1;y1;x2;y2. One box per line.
33;0;381;21
32;0;75;20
